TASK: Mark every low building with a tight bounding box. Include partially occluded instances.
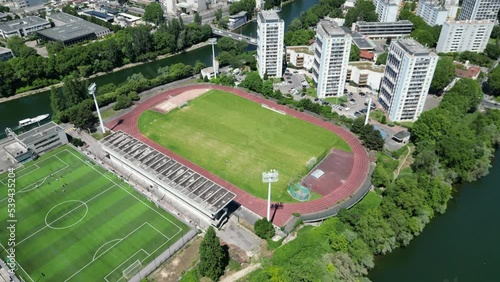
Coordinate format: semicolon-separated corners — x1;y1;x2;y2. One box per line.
201;60;219;80
0;12;9;21
359;50;375;61
228;11;247;30
38;13;111;46
286;46;314;70
436;20;494;53
0;16;51;38
392;130;411;143
115;13;142;27
81;10;115;22
346;62;385;90
0;47;14;61
13;0;47;9
10;122;69;155
352;21;413;39
416;0;448;26
4;141;32;163
454;62;481;79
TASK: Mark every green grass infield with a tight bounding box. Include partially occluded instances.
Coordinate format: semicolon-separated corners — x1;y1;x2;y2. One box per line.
138;90;351;202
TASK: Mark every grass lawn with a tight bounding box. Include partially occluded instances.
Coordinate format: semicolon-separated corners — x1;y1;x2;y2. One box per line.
138;90;350;202
0;146;189;282
325;96;348;105
305;87;317;98
101;107;120;120
370;110;386;123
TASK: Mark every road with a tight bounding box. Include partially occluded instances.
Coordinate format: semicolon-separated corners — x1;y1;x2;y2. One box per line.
211;26;257;45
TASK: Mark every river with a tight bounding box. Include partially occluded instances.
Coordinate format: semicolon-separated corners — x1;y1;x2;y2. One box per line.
1;1;499;280
369;150;500;282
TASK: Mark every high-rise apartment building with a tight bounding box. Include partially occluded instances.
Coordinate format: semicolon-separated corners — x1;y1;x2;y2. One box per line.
374;0;400;22
458;0;500;21
379;39;438;121
416;0;449;26
257;10;284;78
312;20;352;98
436;20;494;53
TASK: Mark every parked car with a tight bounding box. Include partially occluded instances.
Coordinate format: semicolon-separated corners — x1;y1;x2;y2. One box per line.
314;98;319;101
340;103;347;107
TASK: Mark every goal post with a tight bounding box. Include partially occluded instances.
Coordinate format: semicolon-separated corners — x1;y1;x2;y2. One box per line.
122;260;142;280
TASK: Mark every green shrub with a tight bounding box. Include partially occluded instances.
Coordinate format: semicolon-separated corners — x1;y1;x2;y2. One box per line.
113;94;133;110
254;218;275;239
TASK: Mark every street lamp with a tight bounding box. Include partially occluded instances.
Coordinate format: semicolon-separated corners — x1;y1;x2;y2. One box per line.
88;83;106;134
208;38;218;79
262;169;279;220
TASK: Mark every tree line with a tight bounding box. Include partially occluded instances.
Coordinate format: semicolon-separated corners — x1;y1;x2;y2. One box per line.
0;17;211;98
246;78;500;281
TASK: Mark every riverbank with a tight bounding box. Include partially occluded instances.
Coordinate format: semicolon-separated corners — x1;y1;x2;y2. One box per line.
0;41;209;104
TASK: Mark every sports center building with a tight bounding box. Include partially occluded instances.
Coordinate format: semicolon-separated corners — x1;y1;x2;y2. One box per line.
100;131;236;227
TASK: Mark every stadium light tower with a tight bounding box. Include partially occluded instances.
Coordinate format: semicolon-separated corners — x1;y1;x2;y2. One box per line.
208;38;218;79
262;169;279;220
364;96;372;126
88;83;106;134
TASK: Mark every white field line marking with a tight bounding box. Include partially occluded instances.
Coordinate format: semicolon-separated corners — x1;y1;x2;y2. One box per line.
67;223;152;282
0;242;35;282
63;149;184;232
15;183;116;247
103;249;149;282
92;239;121;261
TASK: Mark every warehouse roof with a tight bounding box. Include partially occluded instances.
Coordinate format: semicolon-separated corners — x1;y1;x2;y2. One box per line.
38;20;109;42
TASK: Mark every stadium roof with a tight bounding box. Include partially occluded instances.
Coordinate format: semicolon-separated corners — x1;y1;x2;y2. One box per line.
101;131;236;216
0;16;49;33
18;122;64;145
38;20;109;42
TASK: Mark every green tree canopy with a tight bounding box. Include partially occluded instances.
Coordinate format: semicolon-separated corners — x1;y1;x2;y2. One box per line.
198;227;228;281
143;3;164;25
375;52;388;65
344;0;378;27
429;57;455;94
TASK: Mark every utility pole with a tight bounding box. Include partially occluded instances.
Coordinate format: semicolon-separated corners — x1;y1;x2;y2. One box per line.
262;170;279;220
208;38;218;78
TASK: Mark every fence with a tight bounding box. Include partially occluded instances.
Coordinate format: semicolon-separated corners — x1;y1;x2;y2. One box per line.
128;229;197;282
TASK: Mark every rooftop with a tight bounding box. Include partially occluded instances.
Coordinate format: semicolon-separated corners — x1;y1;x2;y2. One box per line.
229;11;247;19
356;20;413;26
360;50;374;60
393;130;411;141
259;10;281;22
17;122;64;145
0;16;50;33
46;12;83;25
82;10;114;21
397;38;431;56
317;20;346;37
349;61;385;73
101;131;236;216
445;19;496;25
38;20;110;42
287;46;313;55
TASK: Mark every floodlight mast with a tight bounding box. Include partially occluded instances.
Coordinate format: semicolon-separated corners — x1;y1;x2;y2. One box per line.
88;83;106;134
208;38;218;79
364;96;372;126
262;169;279;220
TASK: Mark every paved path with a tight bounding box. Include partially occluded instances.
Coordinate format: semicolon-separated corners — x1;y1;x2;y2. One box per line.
220;263;261;282
105;85;371;226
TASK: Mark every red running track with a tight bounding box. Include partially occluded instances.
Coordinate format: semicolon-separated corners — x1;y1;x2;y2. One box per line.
105;85;370;226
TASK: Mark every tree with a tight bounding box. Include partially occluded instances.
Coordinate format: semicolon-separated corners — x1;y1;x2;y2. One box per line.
484;43;500;60
194;12;202;25
217;37;247;55
486;65;500;96
429;57;455;94
375;52;388;65
344;0;378;27
198;227;227;281
143;3;164;25
0;62;16;97
215;8;223;21
193;60;206;74
254;218;275;239
69;101;96;130
239;72;263;93
350;45;360;61
113;94;133;110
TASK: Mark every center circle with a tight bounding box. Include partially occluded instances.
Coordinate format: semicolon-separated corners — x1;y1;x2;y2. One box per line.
45;200;89;230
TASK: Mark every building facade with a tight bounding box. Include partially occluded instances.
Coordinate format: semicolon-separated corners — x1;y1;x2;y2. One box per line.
286;46;315;70
416;0;448;26
379;39;438;122
346;62;385;91
458;0;500;21
0;47;13;61
14;0;47;9
436;20;494;53
15;122;68;155
374;0;400;23
445;0;460;19
257;10;284;78
352;20;413;39
228;11;248;30
0;16;51;38
312;20;352;98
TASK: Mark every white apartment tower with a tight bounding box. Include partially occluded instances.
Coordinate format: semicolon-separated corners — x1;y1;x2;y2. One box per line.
458;0;500;21
445;0;460;19
416;0;449;26
257;10;285;78
436;20;494;53
379;39;438;122
374;0;400;22
312;20;352;98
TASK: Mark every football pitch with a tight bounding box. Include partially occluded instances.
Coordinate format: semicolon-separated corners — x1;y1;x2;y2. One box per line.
138;90;351;202
0;146;189;282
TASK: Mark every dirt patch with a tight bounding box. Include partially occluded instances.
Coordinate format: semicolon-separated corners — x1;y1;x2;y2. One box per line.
149;235;202;282
153;88;210;113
